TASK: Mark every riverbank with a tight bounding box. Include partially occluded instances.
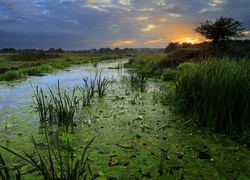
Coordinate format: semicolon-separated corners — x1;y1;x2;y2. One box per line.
0;53;129;81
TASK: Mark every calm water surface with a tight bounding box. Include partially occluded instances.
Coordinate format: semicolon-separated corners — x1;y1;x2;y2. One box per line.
0;59;128;125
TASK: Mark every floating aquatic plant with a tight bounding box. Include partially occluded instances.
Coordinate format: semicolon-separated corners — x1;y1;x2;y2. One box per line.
0;154;21;180
0;128;95;180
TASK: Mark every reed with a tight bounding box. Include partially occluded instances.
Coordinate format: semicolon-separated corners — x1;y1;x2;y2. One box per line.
32;83;53;123
96;70;110;98
0;129;95;180
48;81;81;128
77;76;96;107
129;72;148;92
78;70;111;106
32;81;81;129
175;57;250;133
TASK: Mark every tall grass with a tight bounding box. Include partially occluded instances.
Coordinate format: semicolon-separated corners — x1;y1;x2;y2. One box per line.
175;57;250;133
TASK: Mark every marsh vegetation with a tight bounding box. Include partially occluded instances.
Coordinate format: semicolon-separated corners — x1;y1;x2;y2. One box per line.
0;49;249;179
0;53;126;81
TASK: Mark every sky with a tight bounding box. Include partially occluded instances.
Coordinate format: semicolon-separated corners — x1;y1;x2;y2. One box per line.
1;0;250;50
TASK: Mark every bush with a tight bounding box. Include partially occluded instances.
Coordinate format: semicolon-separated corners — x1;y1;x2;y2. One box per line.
155;48;202;70
175;57;250;133
201;43;244;59
2;70;23;81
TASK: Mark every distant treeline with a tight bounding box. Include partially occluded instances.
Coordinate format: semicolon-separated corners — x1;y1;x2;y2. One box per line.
0;47;165;54
0;48;64;54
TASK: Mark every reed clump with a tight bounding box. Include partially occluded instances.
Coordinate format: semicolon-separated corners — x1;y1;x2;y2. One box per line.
129;71;148;92
32;71;111;127
78;70;110;106
32;81;81;129
32;83;54;123
77;76;96;107
175;57;250;133
49;81;81;127
96;70;111;97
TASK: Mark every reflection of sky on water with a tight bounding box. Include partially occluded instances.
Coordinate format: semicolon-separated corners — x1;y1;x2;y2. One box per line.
0;60;128;113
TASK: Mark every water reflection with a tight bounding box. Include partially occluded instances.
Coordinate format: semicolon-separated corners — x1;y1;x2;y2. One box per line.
0;59;128;115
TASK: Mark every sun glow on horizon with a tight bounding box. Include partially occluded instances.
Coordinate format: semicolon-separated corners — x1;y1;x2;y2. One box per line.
180;38;197;44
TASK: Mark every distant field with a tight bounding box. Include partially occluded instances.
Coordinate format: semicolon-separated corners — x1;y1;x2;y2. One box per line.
0;53;125;71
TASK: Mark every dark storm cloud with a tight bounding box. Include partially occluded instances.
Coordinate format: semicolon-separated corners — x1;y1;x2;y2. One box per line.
0;0;249;49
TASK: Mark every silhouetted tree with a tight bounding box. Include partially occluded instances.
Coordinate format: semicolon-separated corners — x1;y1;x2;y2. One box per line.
165;42;180;54
56;48;64;53
195;16;246;58
182;42;194;48
194;16;245;43
0;48;17;53
47;48;56;53
98;47;113;53
113;47;121;53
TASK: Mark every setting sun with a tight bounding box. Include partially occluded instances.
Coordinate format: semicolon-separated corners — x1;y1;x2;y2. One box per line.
180;38;197;44
184;39;196;44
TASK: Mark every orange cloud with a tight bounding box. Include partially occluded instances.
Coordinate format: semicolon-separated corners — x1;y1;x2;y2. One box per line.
147;39;164;43
112;40;135;46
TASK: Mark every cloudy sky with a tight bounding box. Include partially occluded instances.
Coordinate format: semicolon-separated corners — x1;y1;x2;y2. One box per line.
1;0;250;50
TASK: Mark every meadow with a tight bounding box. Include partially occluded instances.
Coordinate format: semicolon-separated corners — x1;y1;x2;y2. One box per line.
0;52;249;179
